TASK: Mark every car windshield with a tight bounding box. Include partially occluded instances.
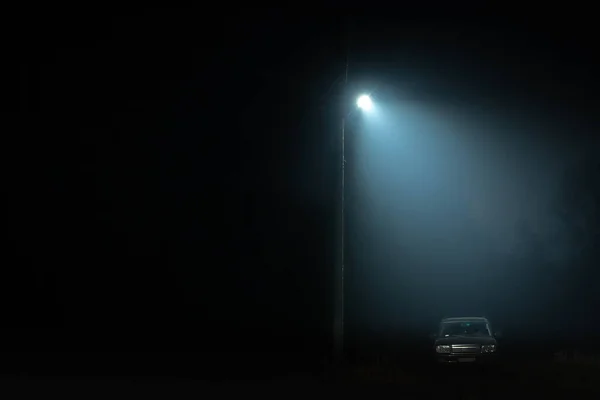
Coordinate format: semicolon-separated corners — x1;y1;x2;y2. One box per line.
440;321;490;337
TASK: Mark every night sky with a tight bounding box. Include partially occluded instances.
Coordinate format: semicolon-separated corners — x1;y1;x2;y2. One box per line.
11;7;600;372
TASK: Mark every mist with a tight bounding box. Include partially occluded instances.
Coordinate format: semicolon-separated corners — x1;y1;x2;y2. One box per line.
342;87;598;348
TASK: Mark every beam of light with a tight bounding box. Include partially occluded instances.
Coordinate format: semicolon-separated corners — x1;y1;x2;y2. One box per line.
357;94;373;111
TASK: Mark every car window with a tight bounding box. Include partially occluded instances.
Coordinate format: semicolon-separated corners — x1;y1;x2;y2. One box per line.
440;321;490;336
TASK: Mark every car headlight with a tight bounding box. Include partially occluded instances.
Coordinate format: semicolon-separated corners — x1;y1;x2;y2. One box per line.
481;344;496;353
436;345;451;353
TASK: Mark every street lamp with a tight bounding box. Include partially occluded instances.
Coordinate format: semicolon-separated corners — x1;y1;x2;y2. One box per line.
357;94;373;111
334;92;373;362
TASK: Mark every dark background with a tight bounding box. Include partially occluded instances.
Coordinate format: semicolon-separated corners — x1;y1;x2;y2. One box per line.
9;7;600;379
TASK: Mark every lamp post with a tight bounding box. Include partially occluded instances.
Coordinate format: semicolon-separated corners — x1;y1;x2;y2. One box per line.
333;86;374;362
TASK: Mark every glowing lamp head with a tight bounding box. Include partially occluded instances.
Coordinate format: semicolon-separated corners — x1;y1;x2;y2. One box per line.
357;94;373;111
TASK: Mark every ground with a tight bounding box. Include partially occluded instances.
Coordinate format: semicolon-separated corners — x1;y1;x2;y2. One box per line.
2;351;599;397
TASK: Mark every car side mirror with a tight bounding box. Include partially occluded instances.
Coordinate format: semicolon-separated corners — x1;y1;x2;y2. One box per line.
494;331;502;338
429;333;438;340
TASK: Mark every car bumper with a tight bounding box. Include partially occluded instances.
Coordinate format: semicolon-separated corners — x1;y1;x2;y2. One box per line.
436;353;498;364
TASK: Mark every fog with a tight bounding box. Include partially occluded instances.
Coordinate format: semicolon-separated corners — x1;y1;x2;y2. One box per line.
343;87;598;347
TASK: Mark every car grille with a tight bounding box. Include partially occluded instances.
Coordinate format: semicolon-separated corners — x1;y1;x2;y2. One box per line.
451;344;481;354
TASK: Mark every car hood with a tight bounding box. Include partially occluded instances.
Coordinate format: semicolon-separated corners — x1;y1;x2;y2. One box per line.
435;336;497;346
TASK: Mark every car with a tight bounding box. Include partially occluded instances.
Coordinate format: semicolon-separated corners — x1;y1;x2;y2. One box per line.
432;317;500;364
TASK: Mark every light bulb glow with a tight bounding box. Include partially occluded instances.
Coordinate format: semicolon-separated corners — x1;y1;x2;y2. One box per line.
357;95;373;111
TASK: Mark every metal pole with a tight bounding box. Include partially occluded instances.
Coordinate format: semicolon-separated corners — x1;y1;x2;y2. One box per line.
334;50;349;363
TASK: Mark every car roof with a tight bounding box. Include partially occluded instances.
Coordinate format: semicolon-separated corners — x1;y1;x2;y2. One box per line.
441;317;489;323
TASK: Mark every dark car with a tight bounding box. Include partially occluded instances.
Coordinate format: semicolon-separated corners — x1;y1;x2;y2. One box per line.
432;317;499;363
